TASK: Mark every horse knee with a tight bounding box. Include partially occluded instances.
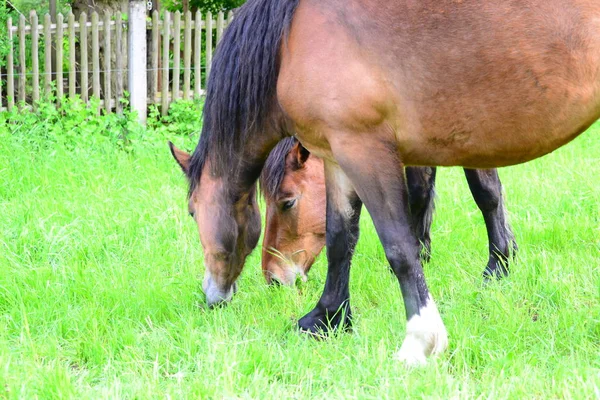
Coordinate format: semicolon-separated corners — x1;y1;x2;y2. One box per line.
384;243;420;277
473;185;501;212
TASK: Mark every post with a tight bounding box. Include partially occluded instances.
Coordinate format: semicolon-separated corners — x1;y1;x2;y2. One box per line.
31;11;39;105
161;11;170;116
183;11;191;100
56;13;64;102
194;10;201;97
205;12;213;81
116;13;124;114
44;14;52;97
103;11;112;112
50;0;57;84
128;0;147;124
150;10;159;104
172;11;181;102
68;13;76;98
18;15;26;104
7;18;14;111
92;12;100;112
80;13;88;102
216;11;224;44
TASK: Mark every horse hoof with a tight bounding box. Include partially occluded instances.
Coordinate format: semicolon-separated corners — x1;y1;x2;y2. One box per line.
394;296;448;366
482;262;510;280
298;302;352;337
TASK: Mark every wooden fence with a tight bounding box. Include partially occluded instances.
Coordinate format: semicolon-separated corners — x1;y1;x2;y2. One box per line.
1;7;232;118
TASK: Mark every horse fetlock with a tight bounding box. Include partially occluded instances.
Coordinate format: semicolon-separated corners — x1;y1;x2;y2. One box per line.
483;235;518;279
395;296;448;366
298;301;352;337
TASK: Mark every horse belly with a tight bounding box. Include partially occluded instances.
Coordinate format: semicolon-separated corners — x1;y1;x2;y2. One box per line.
281;0;600;168
407;1;600;167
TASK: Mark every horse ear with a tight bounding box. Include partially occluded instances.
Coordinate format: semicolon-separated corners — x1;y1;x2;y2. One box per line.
291;141;310;168
169;141;191;174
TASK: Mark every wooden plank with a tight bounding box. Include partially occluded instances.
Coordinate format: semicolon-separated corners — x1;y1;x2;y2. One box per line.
31;11;40;105
18;14;26;103
183;10;192;100
68;13;76;98
205;12;213;81
103;11;111;111
151;10;159;104
227;10;234;25
216;11;224;44
80;12;88;102
115;12;123;114
161;11;170;116
7;18;14;111
172;11;181;102
56;13;64;101
91;12;100;109
194;10;202;97
44;14;52;96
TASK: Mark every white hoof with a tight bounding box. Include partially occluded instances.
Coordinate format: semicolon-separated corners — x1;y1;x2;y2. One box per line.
395;296;448;366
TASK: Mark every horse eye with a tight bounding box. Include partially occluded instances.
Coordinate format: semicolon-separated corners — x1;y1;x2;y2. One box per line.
281;199;296;211
189;211;195;218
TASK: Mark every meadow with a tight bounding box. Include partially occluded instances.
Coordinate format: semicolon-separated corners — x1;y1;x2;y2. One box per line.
0;102;598;399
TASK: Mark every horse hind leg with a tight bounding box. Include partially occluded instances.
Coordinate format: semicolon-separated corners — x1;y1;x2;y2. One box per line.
463;168;517;279
406;166;437;262
298;160;362;335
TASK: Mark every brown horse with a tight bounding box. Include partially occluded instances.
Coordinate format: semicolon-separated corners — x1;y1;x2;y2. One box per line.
170;0;600;365
259;137;516;285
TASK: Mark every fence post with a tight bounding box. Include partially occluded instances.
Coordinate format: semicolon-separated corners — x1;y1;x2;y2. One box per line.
128;0;147;124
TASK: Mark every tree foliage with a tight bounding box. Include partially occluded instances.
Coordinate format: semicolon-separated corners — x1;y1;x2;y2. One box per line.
163;0;245;13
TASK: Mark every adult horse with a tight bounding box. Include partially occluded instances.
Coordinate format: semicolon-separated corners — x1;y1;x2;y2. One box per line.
258;137;516;285
170;0;600;365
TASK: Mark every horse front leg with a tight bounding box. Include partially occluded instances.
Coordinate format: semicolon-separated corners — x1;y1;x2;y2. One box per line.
298;160;362;335
332;139;447;365
463;168;517;279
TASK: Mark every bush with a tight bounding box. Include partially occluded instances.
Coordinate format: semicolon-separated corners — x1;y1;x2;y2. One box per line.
0;96;203;153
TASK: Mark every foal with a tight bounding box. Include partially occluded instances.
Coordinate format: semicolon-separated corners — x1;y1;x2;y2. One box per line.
259;137;516;285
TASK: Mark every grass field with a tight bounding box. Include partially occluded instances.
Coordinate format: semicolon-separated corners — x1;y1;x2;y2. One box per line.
0;112;599;399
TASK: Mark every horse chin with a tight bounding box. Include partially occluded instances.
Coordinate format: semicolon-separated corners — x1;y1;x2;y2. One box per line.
203;275;238;308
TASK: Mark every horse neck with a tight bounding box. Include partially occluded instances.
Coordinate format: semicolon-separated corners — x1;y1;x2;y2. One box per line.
220;109;291;198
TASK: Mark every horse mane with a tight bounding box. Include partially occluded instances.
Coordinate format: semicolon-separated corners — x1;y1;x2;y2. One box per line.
259;137;298;200
186;0;300;197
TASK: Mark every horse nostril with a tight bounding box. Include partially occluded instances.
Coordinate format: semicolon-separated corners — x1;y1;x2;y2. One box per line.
268;277;283;287
207;299;228;309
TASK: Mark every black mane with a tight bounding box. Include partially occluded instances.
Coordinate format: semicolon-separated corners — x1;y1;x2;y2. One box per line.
259;137;298;200
186;0;300;196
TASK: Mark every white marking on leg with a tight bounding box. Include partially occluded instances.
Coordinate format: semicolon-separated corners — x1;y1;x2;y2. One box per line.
395;295;448;366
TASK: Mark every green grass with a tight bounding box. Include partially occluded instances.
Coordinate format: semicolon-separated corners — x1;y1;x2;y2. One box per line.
0;115;598;399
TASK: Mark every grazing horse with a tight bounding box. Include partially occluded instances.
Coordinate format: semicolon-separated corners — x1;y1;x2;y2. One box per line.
170;0;600;365
259;137;516;285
